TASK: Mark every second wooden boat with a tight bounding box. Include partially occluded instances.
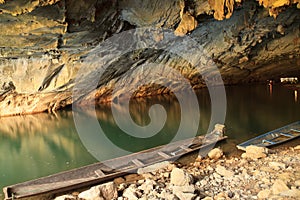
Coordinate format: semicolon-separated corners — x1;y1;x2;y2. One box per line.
237;121;300;151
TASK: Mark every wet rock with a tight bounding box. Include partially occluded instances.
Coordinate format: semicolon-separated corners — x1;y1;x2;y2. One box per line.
257;189;271;199
170;168;193;186
271;179;290;195
215;165;234;177
137;161;170;174
242;146;268;159
208;148;223;160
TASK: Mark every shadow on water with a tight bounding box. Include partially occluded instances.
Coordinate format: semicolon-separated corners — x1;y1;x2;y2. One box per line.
0;84;299;197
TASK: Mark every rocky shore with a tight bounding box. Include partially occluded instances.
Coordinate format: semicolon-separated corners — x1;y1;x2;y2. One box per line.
54;143;300;200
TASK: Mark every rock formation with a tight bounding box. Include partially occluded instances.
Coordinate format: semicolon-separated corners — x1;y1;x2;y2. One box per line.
0;0;299;116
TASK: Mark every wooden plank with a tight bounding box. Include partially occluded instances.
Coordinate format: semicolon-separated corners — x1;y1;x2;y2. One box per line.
262;139;276;145
94;169;106;177
180;145;192;151
157;151;171;159
291;128;300;133
280;132;293;137
131;159;144;167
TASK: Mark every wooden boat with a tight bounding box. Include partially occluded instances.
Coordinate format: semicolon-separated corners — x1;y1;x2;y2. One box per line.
237;121;300;151
3;128;227;200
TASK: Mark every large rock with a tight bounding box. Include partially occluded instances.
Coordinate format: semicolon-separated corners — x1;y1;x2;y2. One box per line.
271;179;290;195
242;146;268;159
78;182;118;200
170;168;193;186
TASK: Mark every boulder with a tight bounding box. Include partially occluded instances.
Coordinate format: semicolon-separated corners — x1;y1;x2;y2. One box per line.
78;182;117;200
78;186;103;200
242;146;268;159
170;168;193;186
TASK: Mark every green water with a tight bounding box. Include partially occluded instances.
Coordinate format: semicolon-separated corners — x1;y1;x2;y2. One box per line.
0;84;299;197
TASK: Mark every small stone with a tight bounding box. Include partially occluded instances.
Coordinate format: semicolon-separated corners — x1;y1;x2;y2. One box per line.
208;148;223;160
272;179;290;195
295;180;300;187
138;179;155;194
170;168;193;186
195;155;202;162
215;192;226;200
239;56;249;64
269;162;286;170
257;189;271;199
216;165;234;177
294;145;300;150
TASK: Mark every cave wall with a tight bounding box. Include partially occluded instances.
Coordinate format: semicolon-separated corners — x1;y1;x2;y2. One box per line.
0;0;299;116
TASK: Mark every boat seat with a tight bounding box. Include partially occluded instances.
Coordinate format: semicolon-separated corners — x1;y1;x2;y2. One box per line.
280;132;293;137
290;129;300;133
262;139;276;145
157;151;171;159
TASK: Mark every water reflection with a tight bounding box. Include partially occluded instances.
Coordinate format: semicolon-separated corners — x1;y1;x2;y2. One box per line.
0;112;97;192
225;85;300;142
